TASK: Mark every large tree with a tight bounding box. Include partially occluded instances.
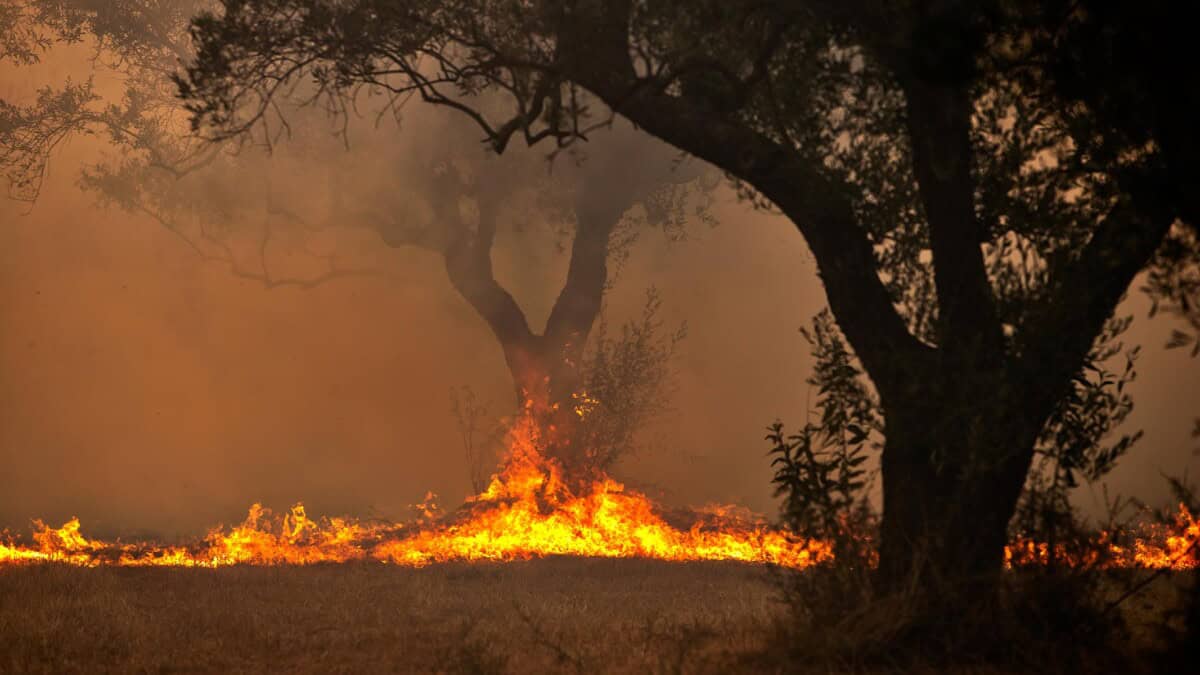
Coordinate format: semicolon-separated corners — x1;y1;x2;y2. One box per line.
176;0;1197;596
2;0;707;477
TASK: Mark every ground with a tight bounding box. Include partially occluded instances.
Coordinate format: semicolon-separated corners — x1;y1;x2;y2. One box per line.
3;559;1192;674
0;558;785;674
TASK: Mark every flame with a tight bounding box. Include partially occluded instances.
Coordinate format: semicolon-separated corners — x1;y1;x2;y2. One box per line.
1003;503;1200;570
0;402;830;569
2;400;1195;571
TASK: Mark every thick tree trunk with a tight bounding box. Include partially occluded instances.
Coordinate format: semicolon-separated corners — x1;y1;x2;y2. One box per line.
875;392;1039;600
506;340;581;410
504;338;593;475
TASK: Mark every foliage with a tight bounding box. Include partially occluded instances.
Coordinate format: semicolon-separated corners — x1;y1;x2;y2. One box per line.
767;310;876;554
1144;223;1200;357
766;310;879;642
0;2;51;64
573;288;686;473
449;288;686;479
1011;314;1143;556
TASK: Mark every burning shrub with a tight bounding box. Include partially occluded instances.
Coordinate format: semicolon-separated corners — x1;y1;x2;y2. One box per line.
450;288;686;488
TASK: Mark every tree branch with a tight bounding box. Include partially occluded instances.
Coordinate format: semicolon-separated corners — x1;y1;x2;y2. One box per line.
1018;174;1176;415
133;197;376;291
433;168;538;367
902;78;1005;361
557;9;931;403
542;189;618;361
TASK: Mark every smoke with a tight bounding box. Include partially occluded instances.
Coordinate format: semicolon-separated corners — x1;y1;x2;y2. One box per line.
1;45;1197;537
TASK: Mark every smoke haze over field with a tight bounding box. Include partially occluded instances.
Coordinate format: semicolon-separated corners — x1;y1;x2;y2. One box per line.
1;49;1197;537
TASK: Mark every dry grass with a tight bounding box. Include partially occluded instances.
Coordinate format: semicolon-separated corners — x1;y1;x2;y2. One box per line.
3;559;1192;674
0;558;784;674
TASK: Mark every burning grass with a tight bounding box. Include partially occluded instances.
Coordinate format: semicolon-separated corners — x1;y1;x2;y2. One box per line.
0;407;830;570
3;399;1198;673
2;403;1195;572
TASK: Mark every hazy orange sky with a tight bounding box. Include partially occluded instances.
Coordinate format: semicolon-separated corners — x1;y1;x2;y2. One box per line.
2;52;1197;538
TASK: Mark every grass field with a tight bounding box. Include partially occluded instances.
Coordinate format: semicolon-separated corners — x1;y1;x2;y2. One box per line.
0;558;786;674
3;559;1193;674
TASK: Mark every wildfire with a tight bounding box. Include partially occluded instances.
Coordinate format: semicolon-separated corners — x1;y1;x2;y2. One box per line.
1004;503;1200;571
0;404;830;569
2;401;1196;571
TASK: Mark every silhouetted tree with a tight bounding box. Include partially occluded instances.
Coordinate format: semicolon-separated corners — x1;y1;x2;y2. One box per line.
176;1;1198;599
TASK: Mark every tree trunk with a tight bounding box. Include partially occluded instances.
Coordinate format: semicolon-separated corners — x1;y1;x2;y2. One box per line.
504;338;593;474
876;392;1039;600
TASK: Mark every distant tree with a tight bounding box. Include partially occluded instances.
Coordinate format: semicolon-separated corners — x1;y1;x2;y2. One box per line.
177;0;1199;601
348;107;705;474
1;1;711;477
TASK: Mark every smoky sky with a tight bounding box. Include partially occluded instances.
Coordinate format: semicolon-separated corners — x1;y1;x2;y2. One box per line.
2;48;1197;538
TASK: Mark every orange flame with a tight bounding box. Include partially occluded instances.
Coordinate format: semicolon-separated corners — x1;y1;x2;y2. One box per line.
3;402;1196;571
0;403;830;569
1004;503;1200;571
